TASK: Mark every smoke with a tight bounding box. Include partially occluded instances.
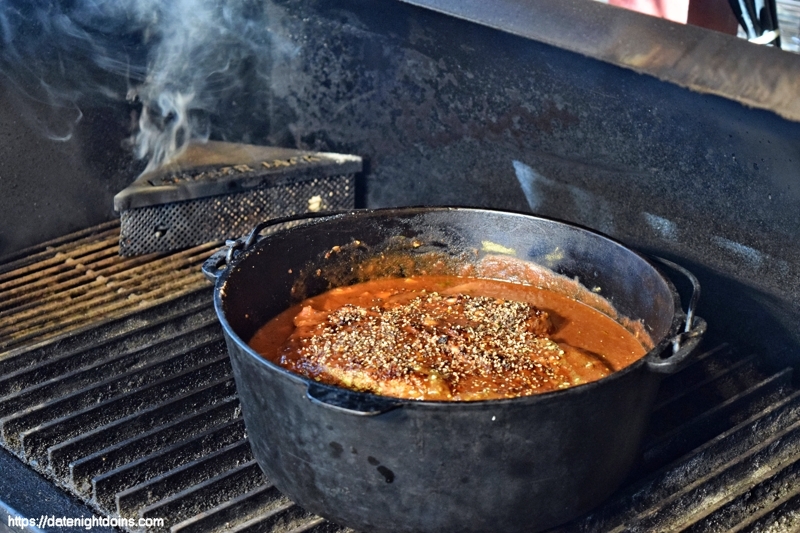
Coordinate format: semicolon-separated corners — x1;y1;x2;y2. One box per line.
0;0;272;172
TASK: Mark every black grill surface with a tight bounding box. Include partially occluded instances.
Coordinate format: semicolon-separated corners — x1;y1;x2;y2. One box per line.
1;222;798;533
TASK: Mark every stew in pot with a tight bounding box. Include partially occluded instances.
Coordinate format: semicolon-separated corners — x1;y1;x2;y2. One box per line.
249;275;650;401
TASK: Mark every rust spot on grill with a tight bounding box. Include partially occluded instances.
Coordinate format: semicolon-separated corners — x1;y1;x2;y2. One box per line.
0;221;218;353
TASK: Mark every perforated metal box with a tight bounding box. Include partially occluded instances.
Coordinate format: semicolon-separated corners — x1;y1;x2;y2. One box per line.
114;142;361;256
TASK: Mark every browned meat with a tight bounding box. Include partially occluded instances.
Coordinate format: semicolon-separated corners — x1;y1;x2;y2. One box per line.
250;275;648;401
281;292;575;401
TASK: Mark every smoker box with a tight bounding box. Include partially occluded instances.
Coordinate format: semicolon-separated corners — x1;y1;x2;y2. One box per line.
113;141;362;256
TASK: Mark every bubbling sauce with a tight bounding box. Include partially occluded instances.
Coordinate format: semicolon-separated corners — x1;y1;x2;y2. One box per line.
249;275;649;401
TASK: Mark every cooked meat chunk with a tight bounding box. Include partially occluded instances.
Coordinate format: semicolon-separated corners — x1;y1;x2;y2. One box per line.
280;292;576;401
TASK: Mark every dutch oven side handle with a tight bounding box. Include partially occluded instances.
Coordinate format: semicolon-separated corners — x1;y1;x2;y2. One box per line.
306;382;403;416
201;211;349;282
202;246;233;283
645;257;708;374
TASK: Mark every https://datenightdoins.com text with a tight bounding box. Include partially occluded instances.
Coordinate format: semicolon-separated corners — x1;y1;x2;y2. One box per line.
7;514;165;530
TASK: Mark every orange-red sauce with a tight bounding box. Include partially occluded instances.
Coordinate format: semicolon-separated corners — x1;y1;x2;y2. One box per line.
249;275;648;401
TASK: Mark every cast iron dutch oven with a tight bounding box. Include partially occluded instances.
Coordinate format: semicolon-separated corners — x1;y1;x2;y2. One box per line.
202;207;706;533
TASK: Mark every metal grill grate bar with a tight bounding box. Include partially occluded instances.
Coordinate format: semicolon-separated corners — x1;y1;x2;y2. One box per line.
0;221;120;271
94;400;244;509
684;459;800;532
0;288;213;375
649;351;774;435
0;222;321;533
281;518;347;533
168;484;287;533
0;222;216;352
565;394;800;530
0;322;220;411
0;248;195;316
50;396;240;481
555;348;800;532
115;440;256;518
0;246;215;342
734;489;800;532
139;460;267;531
0;340;226;448
16;356;232;461
643;368;794;472
652;350;759;412
653;343;736;401
69;379;238;496
222;502;317;533
0;229;120;288
626;417;800;532
0;243;120;299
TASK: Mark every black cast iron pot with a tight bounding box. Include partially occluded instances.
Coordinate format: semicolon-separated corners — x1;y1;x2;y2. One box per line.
202;207;706;533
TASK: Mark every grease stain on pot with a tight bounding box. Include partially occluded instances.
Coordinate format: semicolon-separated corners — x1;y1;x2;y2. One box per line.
377;465;395;483
367;456;395;483
329;441;343;458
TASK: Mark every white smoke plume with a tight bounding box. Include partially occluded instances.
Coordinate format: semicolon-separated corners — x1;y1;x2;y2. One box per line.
0;0;272;172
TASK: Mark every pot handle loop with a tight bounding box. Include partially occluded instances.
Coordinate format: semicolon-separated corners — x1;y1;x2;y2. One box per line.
306;382;402;416
645;257;708;374
201;245;235;283
201;211;348;282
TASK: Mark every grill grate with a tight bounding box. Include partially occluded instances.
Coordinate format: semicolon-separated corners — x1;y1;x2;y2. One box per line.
1;222;799;532
0;222;216;353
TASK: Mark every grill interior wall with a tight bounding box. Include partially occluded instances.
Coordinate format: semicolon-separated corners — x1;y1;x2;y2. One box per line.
254;0;800;364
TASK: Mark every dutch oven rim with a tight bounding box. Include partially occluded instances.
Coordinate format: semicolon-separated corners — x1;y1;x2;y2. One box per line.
207;206;705;412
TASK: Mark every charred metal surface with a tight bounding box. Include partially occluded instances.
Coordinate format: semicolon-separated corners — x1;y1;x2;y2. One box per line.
0;222;216;352
3;0;800;529
551;342;800;532
643;367;794;471
48;397;240;481
92;417;248;512
0;225;330;532
166;484;287;533
255;0;800;365
113;439;256;517
399;0;800;122
136;460;266;527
